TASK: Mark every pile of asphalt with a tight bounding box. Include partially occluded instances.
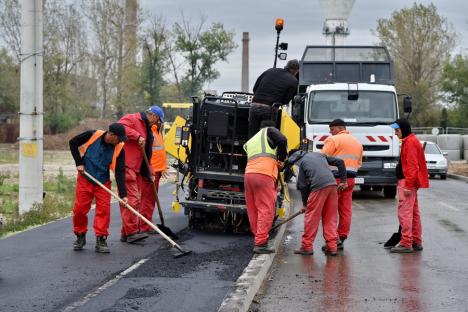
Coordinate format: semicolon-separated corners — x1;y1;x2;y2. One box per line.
128;229;254;281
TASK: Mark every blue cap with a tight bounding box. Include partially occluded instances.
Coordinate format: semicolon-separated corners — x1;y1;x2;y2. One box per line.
147;105;164;122
389;122;400;129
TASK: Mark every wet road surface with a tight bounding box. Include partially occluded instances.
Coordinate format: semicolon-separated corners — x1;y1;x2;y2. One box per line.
251;179;468;312
0;182;254;312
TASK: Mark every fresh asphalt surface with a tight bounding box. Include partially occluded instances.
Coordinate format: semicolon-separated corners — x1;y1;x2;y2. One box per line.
0;182;253;312
251;178;468;312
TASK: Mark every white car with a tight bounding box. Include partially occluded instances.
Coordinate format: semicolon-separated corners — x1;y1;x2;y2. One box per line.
421;141;448;180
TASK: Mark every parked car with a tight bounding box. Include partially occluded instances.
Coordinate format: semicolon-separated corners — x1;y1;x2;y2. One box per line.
421;141;448;180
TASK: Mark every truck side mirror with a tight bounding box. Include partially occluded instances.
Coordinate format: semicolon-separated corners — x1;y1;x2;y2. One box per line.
292;95;305;124
293;95;304;105
403;96;412;113
278;52;287;60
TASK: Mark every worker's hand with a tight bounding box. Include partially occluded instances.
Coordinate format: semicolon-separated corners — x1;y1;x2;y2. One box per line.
76;165;84;173
161;171;169;179
122;197;128;205
301;206;306;213
277;161;285;170
337;182;348;191
403;188;412;197
138;136;145;147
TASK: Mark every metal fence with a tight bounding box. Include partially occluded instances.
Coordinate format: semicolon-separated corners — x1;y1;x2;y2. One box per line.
412;127;468;135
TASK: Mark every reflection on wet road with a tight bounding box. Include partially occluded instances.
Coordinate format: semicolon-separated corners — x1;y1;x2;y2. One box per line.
252;179;468;312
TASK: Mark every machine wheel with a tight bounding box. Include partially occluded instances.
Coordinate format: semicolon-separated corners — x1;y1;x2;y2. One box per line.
384;186;397;198
440;174;447;180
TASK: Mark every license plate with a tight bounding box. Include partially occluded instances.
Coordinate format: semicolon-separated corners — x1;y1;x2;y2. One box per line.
354;178;364;184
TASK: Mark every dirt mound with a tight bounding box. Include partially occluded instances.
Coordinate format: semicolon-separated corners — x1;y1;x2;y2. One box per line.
44;118;113;150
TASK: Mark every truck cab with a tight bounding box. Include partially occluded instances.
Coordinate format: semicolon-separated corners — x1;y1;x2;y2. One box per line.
293;46;401;197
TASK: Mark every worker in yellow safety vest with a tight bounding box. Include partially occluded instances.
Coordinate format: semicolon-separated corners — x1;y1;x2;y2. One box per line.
244;120;287;254
321;118;363;250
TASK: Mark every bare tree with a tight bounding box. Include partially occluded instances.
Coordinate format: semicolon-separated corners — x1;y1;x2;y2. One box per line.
82;0;118;118
0;0;21;63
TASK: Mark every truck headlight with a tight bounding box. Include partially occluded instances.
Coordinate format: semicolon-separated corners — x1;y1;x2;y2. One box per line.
383;162;397;169
438;159;447;166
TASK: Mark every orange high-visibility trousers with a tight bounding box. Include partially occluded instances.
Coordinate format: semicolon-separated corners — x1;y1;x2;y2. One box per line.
397;179;422;247
302;185;338;251
138;172;161;232
336;177;355;240
73;174;111;236
119;168;140;236
244;173;277;246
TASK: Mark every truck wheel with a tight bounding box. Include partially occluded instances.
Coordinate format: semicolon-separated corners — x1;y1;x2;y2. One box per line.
440;174;447;180
384;186;397;198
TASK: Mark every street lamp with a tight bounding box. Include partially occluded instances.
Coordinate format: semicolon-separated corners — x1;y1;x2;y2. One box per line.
273;18;288;68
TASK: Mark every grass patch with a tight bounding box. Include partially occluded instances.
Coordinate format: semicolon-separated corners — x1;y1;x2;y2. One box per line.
0;149;18;164
0;168;75;237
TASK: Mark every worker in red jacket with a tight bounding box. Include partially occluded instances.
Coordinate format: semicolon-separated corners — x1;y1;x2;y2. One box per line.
390;118;429;253
69;123;127;253
140;105;167;234
118;107;160;243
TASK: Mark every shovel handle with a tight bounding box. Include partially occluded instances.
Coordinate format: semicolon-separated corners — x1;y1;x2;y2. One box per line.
140;145;166;225
82;171;182;250
270;210;304;232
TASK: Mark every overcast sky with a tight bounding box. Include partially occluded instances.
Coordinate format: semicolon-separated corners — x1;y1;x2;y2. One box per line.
141;0;468;93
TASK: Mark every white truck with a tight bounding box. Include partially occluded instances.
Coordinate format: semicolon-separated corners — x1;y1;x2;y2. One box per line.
291;46;412;198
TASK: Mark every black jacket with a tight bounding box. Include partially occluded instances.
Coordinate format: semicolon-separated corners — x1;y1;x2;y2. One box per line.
252;68;298;106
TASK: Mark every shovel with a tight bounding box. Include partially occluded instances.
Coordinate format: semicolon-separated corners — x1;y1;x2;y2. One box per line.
140;146;178;240
83;171;191;258
384;225;401;248
269;210;304;233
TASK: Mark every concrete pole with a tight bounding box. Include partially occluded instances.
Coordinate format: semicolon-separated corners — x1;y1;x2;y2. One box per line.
19;0;43;214
241;32;249;92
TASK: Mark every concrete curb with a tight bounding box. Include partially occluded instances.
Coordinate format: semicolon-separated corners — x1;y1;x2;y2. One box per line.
217;201;290;312
448;173;468;183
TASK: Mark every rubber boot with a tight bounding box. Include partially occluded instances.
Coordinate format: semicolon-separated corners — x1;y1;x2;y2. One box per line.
95;236;110;253
73;233;86;251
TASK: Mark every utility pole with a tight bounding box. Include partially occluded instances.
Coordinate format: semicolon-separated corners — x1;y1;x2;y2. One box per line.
19;0;43;214
241;32;249;92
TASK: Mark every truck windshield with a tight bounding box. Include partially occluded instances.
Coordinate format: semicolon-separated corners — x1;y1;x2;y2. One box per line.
308;91;396;124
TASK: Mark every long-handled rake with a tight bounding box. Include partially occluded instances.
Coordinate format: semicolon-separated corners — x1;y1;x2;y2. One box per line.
83;171;191;258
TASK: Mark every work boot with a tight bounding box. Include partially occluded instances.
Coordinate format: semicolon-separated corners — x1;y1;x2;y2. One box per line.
321;245;337;256
390;244;414;253
126;232;149;244
95;236;110;253
412;243;423;251
337;237;345;250
253;243;275;254
73;233;86;251
294;248;314;255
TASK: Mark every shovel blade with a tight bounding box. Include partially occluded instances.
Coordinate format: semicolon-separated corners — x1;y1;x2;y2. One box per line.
174;249;192;258
384;232;401;248
157;224;179;240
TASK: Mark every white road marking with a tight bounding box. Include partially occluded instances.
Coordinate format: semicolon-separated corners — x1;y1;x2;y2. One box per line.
62;258;148;312
438;201;460;212
353;202;365;209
